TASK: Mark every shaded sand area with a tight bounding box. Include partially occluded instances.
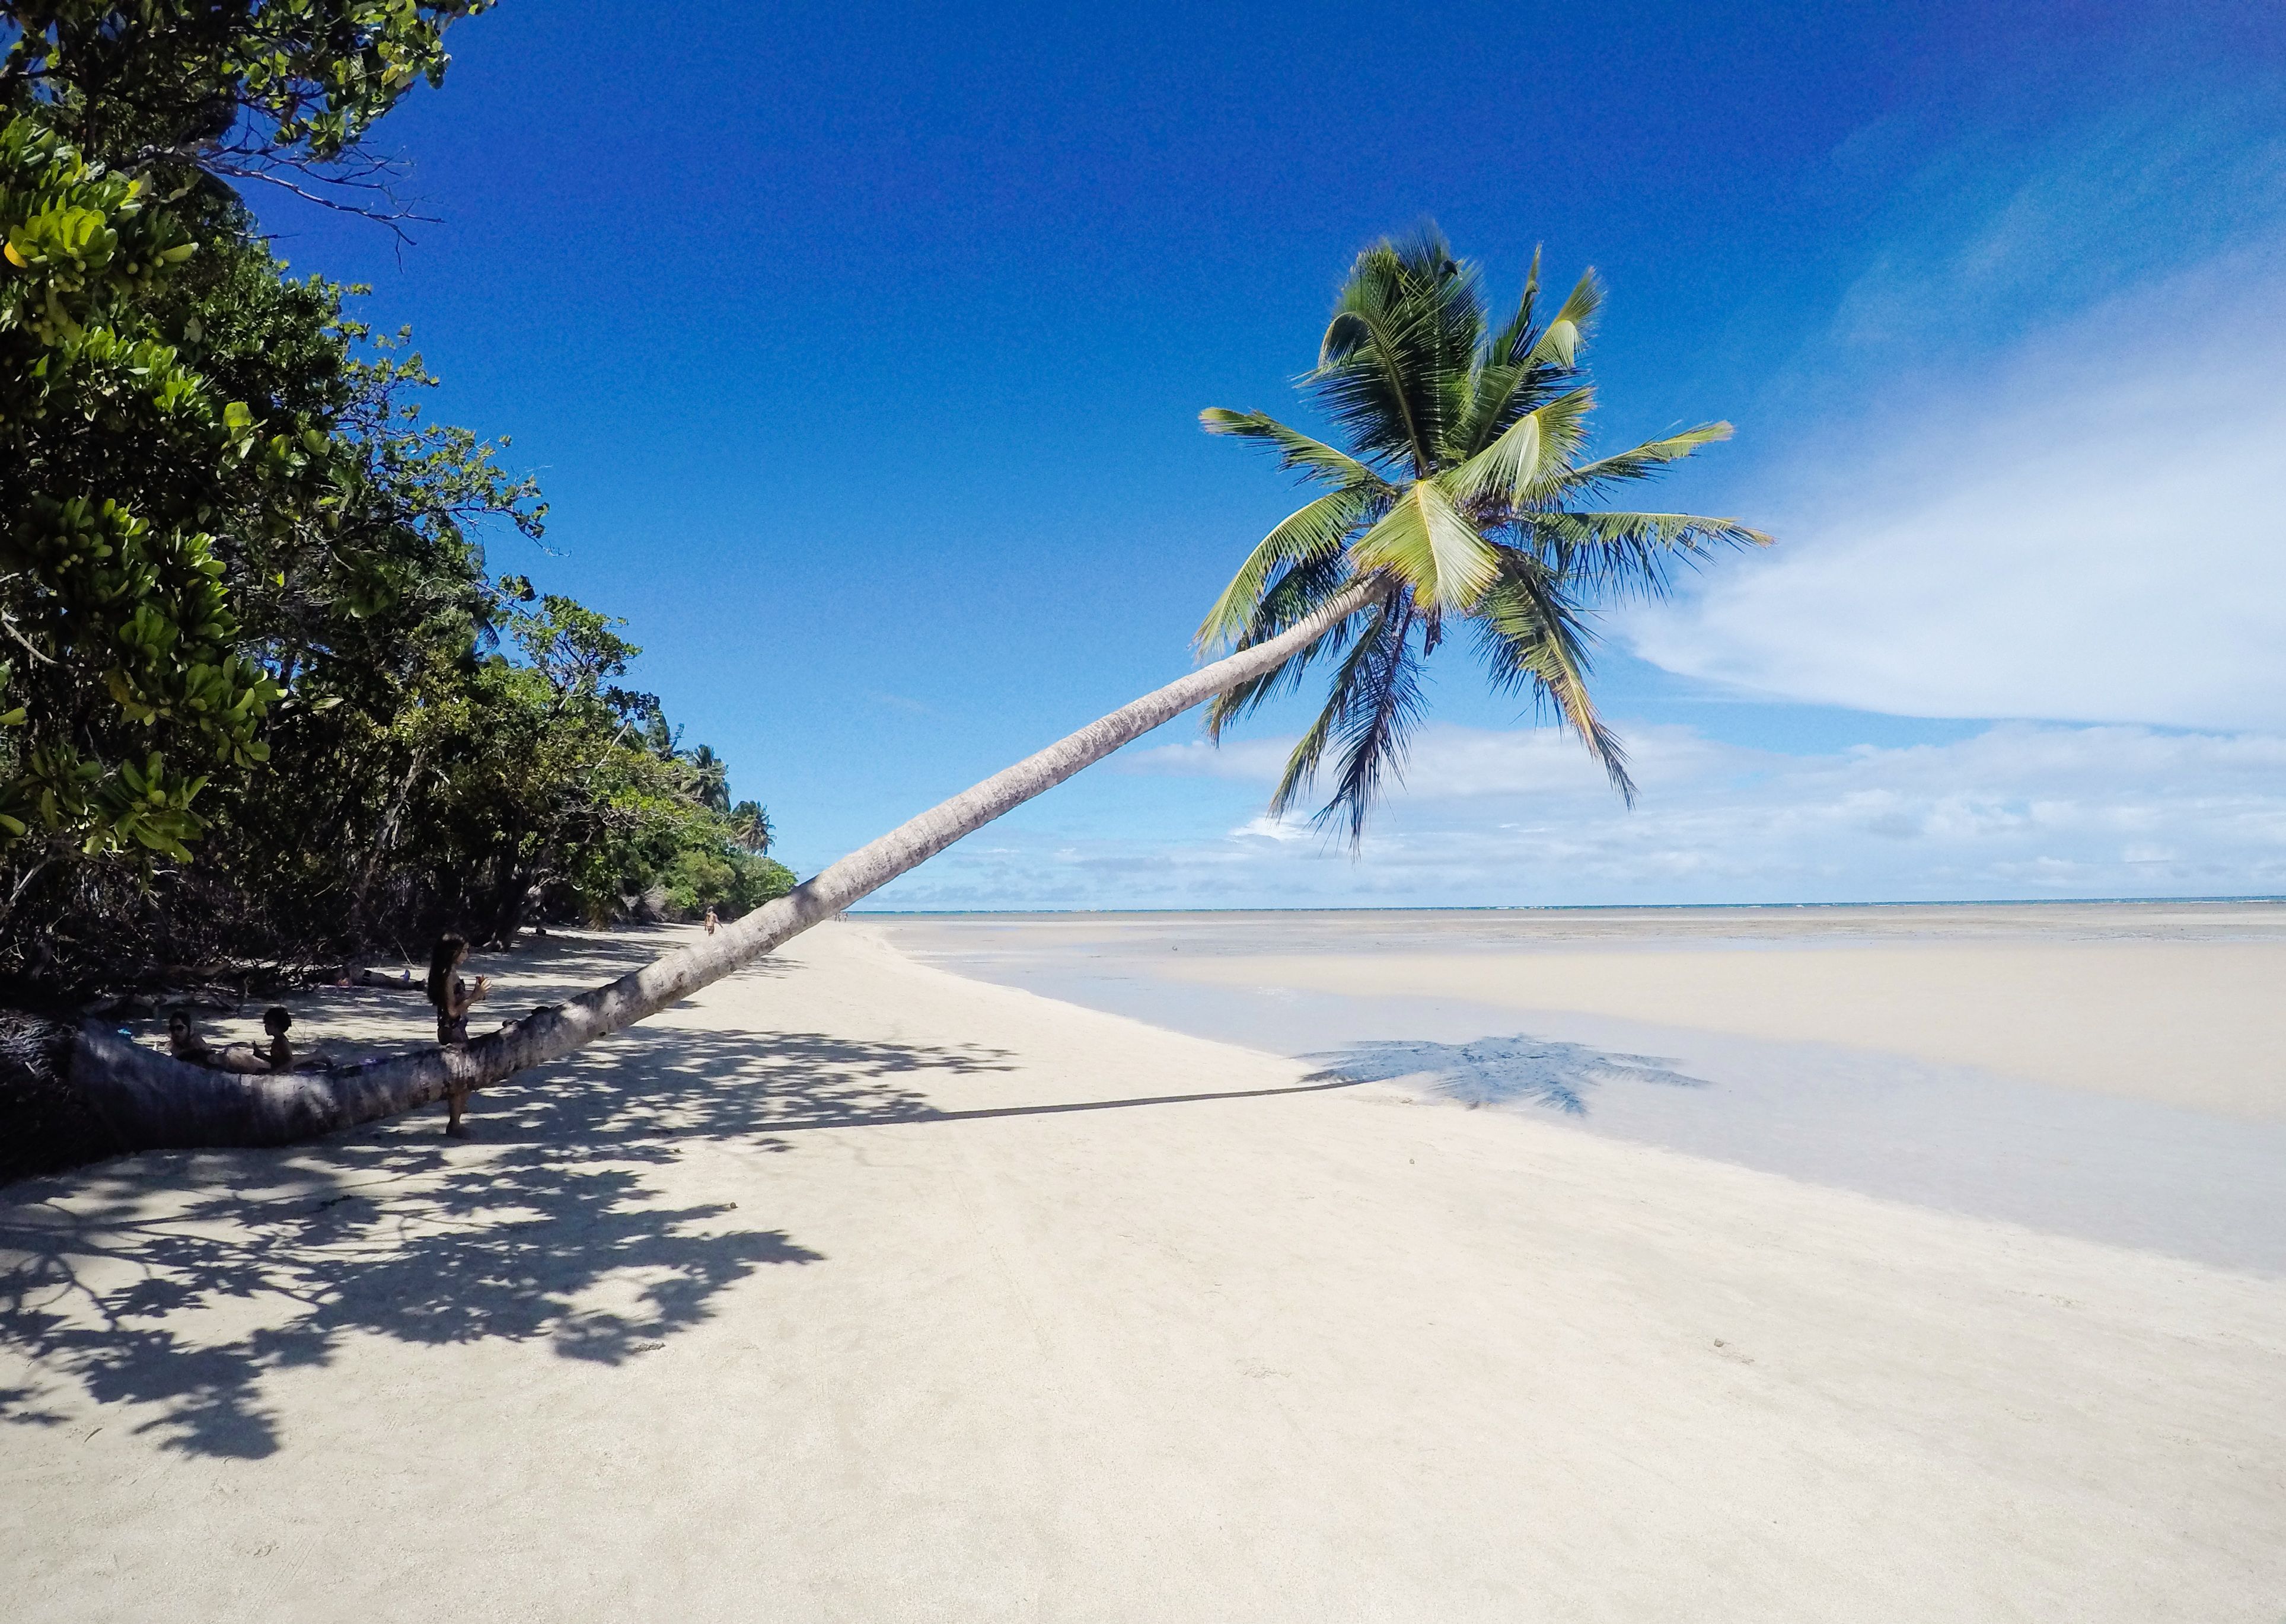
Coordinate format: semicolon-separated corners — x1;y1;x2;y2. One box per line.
7;921;2285;1620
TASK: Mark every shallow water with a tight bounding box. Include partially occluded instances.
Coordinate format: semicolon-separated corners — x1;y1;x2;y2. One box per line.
867;906;2286;1276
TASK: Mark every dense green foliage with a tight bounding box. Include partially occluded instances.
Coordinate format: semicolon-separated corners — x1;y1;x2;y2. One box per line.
1;1;787;990
3;0;478;163
1201;231;1769;840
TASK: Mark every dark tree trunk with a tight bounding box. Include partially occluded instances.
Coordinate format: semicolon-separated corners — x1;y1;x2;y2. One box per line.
0;1012;117;1181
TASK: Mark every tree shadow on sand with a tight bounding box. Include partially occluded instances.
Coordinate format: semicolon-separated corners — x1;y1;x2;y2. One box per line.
1302;1033;1709;1115
0;1020;1018;1459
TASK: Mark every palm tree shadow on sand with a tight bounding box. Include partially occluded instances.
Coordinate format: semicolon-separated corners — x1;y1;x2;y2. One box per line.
1303;1033;1709;1115
0;1022;1020;1460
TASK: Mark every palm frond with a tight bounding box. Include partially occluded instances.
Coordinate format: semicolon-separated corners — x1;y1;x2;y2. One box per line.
1313;230;1482;474
1197;486;1383;651
1314;602;1429;846
1264;599;1426;848
1348;480;1499;610
1526;509;1771;601
1446;389;1595;513
1267;606;1391;818
1564;421;1734;492
1197;409;1389;493
1526;269;1602;369
1318;297;1437;474
1455;247;1573;455
1484;245;1542;370
1470;555;1635;802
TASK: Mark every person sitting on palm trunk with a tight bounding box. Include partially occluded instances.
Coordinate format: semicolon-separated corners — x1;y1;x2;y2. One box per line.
167;1009;215;1066
258;1006;335;1072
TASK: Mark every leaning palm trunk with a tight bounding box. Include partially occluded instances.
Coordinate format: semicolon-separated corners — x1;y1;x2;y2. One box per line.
53;579;1386;1157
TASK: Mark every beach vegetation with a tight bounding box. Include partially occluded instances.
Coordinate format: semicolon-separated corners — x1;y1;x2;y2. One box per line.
0;1;782;991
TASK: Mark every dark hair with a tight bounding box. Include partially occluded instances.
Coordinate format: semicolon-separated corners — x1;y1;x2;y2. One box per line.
263;1006;292;1033
426;934;468;1011
167;1009;193;1029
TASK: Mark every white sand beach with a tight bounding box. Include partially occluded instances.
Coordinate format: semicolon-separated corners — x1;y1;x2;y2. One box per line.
5;914;2283;1620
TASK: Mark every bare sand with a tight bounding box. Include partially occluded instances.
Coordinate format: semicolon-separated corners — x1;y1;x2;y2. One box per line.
5;919;2284;1620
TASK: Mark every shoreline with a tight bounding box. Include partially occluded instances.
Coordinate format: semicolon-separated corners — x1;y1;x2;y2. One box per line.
852;895;2286;918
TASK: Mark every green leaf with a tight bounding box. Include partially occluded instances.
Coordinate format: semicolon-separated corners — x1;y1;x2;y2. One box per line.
1566;422;1736;489
1527;270;1602;368
1349;481;1499;610
1196;486;1380;650
1198;409;1389;493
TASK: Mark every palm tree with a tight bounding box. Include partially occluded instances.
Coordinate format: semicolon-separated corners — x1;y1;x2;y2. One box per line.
51;233;1767;1157
728;799;772;855
1197;229;1767;842
683;744;732;815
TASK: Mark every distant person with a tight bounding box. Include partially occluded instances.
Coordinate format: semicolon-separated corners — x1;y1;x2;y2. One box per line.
426;933;489;1137
704;908;719;935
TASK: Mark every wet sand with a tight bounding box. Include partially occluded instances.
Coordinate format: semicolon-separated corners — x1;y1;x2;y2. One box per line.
872;901;2286;1118
874;902;2286;1275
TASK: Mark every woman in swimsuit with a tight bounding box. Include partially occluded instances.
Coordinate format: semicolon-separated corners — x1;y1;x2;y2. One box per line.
167;1010;215;1065
425;934;489;1137
170;1009;274;1072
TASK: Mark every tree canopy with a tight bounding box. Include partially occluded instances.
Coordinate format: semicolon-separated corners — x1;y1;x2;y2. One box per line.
0;0;788;991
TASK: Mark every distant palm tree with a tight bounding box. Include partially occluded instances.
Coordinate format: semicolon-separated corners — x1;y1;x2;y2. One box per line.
1197;228;1767;841
683;744;731;813
728;799;772;854
68;233;1768;1151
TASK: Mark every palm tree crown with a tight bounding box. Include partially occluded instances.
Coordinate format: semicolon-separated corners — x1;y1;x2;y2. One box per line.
683;744;732;814
1199;229;1769;841
728;799;773;854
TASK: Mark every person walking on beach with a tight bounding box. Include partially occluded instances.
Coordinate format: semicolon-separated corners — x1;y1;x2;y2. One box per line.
704;907;719;935
426;934;489;1137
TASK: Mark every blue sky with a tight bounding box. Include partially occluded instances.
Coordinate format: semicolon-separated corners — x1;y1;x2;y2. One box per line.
262;1;2286;907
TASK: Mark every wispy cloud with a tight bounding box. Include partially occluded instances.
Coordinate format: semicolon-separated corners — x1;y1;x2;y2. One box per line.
870;721;2286;909
1626;101;2286;731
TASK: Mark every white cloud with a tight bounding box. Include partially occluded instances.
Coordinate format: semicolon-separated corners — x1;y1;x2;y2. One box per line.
868;721;2286;910
1623;90;2286;733
1125;722;1733;800
1628;248;2286;730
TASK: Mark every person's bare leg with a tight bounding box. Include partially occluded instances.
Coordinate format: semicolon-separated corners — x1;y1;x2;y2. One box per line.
445;1084;470;1138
